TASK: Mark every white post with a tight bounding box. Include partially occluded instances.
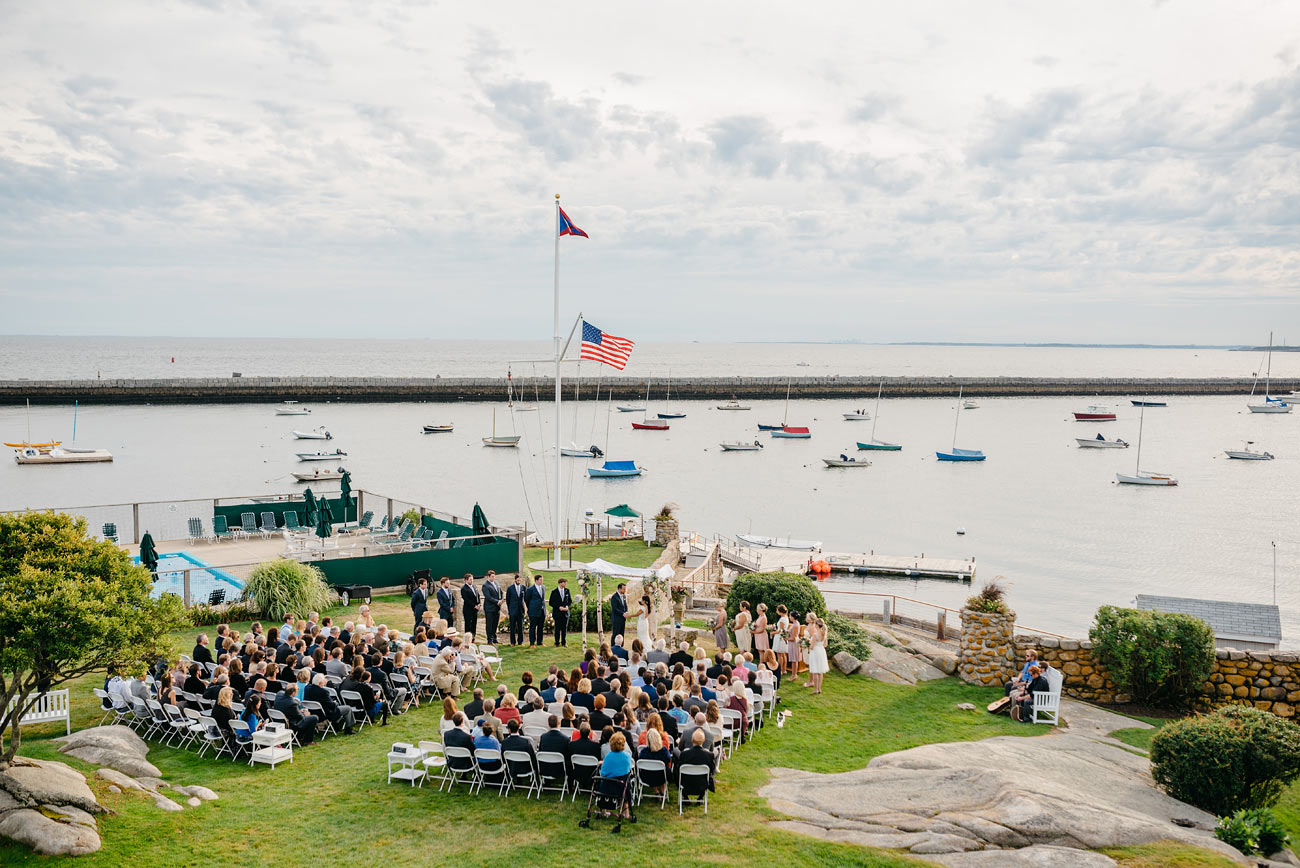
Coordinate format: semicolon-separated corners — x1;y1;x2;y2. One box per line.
553;194;563;567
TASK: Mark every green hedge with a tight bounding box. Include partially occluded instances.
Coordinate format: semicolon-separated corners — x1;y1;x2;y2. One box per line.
825;611;873;661
725;572;827;622
1151;705;1300;815
1088;605;1215;707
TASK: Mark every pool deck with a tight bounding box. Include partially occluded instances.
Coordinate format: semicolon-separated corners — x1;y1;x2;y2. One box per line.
126;534;288;568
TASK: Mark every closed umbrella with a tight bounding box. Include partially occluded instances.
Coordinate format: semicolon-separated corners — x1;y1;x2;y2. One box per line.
471;502;490;545
315;498;334;549
139;531;159;576
303;488;318;528
339;471;353;525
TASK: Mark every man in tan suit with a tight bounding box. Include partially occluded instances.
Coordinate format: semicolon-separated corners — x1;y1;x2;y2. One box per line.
430;646;465;697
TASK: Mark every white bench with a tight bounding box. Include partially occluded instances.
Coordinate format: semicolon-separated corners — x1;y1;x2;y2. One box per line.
7;689;70;735
1033;667;1063;726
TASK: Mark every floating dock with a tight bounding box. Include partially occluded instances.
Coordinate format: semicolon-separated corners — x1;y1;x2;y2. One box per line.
716;540;975;582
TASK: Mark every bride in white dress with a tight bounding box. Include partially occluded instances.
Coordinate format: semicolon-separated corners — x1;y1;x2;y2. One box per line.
636;595;652;645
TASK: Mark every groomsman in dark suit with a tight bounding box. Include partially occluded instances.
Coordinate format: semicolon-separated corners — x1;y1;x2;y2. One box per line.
506;574;526;646
461;574;481;638
436;577;455;625
481;571;502;645
410;578;428;634
549;577;572;647
524;575;547;648
610;582;628;644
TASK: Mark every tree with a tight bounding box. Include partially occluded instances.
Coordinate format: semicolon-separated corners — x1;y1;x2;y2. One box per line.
0;512;185;810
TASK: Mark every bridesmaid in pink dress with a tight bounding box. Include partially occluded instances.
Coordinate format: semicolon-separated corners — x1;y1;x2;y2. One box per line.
787;616;802;676
752;604;770;654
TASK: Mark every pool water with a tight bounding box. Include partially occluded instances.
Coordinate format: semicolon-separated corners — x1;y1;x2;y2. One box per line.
136;551;244;603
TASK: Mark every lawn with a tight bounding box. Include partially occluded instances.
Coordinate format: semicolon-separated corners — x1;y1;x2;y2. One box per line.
0;541;1236;867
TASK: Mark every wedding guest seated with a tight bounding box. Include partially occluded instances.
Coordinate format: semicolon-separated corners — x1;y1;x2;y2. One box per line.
647;639;670;668
681;712;715;752
677;728;716;798
669;642;694;669
306;673;356;735
546;688;568;718
571;720;600;745
273;682;319;745
476;699;503;741
522;694;550;730
462;687;485;721
589;694;612;732
517;671;536;700
638;728;673;796
495;693;523;727
598;732;635;817
211;686;238;745
443;712;473;750
539;715;570;761
1005;650;1041;696
570;678;595;711
501;719;538;773
241;693;264;732
611;636;629;660
472;721;502;771
182;664;207;696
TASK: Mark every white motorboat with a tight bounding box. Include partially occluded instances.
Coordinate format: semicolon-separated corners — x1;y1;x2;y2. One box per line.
616;405;644;413
297;449;347;461
842;411;871;421
1116;405;1177;486
717;399;750;410
293;427;333;440
1248;333;1293;413
823;456;871;467
292;467;345;481
275;401;311;416
1076;435;1129;449
483;408;520;447
720;440;764;451
1225;441;1274;460
15;446;113;464
736;534;822;551
561;443;603;458
422;423;454;433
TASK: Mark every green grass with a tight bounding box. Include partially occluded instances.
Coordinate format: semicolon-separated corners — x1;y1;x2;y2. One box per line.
1103;842;1242;867
2;545;1056;868
1109;716;1167;753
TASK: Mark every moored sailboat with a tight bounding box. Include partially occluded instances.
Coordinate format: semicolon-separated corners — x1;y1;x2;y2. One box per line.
857;381;901;451
937;387;985;461
1116;405;1176;485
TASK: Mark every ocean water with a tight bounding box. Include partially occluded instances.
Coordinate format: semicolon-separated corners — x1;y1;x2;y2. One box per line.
3;370;1297;644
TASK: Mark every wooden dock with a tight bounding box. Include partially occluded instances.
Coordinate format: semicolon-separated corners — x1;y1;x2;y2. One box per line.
715;539;975;582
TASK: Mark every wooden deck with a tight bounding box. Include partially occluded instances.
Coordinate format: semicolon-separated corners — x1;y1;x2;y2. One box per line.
716;540;975;582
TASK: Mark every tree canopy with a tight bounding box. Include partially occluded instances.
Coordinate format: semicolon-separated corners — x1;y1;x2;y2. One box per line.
0;511;186;764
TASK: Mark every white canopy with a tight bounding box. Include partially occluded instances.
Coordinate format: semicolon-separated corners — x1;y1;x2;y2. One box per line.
583;559;674;581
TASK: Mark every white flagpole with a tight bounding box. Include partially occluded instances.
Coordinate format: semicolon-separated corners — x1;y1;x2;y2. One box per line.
553;194;563;567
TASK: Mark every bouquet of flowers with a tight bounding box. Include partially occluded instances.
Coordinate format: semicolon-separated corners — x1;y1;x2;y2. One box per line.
670;584;689;604
799;636;812;651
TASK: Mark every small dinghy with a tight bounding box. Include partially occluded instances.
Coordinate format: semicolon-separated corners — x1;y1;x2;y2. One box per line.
770;426;811;439
717;398;750;410
963;401;980;409
842;410;871;420
587;460;644;478
275;401;311;416
1073;405;1116;421
1115;405;1176;485
857;440;901;451
293;467;345;481
823;455;870;467
561;443;604;458
422;423;454;433
616;405;644;413
936;448;986;462
297;449;348;461
293;427;333;440
1130;400;1167;407
632;419;669;430
1076;434;1129;449
720;440;764;451
1225;441;1274;460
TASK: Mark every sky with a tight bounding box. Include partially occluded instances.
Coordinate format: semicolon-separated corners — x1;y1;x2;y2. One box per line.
1;1;1299;343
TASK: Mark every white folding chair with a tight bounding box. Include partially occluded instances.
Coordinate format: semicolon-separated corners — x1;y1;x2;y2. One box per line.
637;759;669;809
473;749;506;795
678;764;711;814
441;746;478;792
502;750;539;798
536;750;568;798
418;739;447;786
340;690;370;730
568;753;600;802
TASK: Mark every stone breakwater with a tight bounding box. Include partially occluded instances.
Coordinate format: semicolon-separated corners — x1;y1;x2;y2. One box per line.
1;375;1292;405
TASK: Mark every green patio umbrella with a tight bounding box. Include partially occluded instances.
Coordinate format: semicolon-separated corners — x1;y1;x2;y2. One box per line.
139;531;159;576
303;488;318;527
339;471;353;525
605;504;642;519
471;502;490;545
315;498;334;548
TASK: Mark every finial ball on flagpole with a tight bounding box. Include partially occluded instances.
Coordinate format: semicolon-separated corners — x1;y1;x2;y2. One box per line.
555;193;560;199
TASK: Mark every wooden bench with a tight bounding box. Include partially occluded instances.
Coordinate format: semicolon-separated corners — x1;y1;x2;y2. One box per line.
7;689;71;735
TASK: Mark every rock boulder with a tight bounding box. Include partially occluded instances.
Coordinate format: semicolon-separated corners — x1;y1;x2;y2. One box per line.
56;726;159;780
832;651;862;675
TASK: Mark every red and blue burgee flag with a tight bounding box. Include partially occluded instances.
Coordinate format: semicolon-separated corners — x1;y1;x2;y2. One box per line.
558;206;588;238
580;320;635;369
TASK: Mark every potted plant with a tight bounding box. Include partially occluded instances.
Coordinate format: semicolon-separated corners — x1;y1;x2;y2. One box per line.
670;584;690;626
653;502;679;547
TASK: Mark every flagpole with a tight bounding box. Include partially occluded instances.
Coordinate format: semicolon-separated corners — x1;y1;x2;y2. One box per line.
553;193;563;568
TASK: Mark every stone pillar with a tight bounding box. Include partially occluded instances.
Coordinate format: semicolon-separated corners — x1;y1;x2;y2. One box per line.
958;608;1016;686
654;519;679;547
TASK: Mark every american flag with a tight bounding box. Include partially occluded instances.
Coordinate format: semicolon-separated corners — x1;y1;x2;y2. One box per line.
580;321;635;370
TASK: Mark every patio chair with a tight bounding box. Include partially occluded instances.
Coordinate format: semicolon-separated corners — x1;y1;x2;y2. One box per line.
240;512;261;539
102;522;118;543
1033;667;1063;725
284;512;305;534
188;517;212;544
418;739;447;787
340;690;371;730
229;718;255;762
212;515;234;542
357;511;374;531
259;511;280;537
208;588;227;606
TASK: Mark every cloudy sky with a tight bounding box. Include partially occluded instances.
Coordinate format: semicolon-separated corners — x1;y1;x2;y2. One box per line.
2;1;1298;343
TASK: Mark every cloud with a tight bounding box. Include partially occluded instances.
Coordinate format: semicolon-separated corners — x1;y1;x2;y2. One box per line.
479;79;603;163
612;72;645;86
968;88;1082;164
846;92;898;123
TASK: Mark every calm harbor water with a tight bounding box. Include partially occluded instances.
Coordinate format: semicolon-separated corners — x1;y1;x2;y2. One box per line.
3;369;1297;643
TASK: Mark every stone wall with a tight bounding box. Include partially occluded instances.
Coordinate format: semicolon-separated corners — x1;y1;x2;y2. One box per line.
958;608;1017;687
1012;634;1300;718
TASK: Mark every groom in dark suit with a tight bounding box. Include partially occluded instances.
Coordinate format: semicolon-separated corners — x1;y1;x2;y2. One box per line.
410;578;428;634
549;577;572;647
506;574;526;646
482;571;502;645
610;582;628;644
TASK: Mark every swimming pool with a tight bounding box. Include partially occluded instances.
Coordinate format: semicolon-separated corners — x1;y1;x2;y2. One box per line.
136;550;245;603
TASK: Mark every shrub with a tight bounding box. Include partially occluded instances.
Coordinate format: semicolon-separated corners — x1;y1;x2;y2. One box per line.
1215;808;1288;855
1150;705;1300;815
824;611;872;661
241;559;334;620
1089;605;1215;707
568;598;616;634
188;599;259;627
400;508;422;529
654;502;678;521
965;579;1008;614
725;572;827;623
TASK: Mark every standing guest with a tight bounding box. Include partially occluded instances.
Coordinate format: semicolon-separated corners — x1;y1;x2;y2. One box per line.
481;570;502;645
772;605;790;674
436;577;455;625
525;575;547;648
712;603;730;652
610;582;628;647
410;577;429;634
549;577;572;647
192;634;213;665
752;604;770;657
506;574;526;646
461;573;481;638
733;602;752;654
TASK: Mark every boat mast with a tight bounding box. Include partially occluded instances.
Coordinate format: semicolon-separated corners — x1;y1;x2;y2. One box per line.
552;194;563;565
1134;404;1145;474
783;377;791;426
870;380;882;442
951;387;963;451
643;379;651;422
1266;331;1274;399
